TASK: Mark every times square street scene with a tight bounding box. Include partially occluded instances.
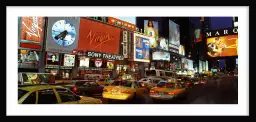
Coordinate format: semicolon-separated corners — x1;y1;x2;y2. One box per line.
18;17;238;104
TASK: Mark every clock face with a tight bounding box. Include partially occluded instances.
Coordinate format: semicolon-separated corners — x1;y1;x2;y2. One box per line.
52;20;76;46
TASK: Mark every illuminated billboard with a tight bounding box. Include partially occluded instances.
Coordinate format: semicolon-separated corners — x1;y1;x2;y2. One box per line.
207;35;238;57
19;17;45;50
152;52;170;61
179;45;185;56
169;20;180;50
144;20;159;48
133;33;151;62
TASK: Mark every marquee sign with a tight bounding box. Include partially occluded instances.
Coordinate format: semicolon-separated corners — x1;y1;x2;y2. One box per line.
86;51;124;60
205;27;238;38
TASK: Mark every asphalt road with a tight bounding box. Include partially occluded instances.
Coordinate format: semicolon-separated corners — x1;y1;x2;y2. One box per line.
101;76;238;104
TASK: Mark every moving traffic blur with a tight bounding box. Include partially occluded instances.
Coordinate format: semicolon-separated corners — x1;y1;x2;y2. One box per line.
18;72;238;104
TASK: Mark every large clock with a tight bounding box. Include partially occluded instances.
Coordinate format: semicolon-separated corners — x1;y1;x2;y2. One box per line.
52;20;76;46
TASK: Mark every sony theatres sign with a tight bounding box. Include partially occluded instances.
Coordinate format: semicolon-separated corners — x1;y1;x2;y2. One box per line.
205;27;238;38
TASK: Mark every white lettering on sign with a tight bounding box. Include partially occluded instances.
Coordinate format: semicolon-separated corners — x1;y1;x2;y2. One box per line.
123;31;128;58
206;32;211;37
233;28;238;33
87;51;124;60
22;16;42;38
206;28;238;37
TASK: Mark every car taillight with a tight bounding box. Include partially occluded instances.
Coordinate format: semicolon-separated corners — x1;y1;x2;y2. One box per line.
121;90;132;94
72;87;78;93
168;92;175;95
150;90;157;94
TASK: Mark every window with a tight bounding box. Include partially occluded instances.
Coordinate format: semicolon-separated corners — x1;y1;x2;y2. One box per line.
38;89;58;104
146;70;156;76
160;71;165;76
165;72;173;77
87;81;99;86
148;79;152;83
142;79;147;81
18;89;28;100
152;79;160;84
134;82;142;88
111;81;132;87
157;82;178;88
22;92;36;104
55;88;78;102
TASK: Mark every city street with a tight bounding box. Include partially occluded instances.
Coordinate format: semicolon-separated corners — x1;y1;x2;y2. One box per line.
102;76;238;104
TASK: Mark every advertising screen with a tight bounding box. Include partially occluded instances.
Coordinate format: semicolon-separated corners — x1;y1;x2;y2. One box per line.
187;59;193;70
179;45;185;56
19;17;45;50
158;38;168;51
194;29;202;42
199;60;203;73
113;16;136;24
152;52;170;61
18;50;40;68
206;61;209;71
108;17;136;31
181;58;188;69
46;52;59;65
79;56;89;67
236;58;238;67
107;61;114;69
79;18;121;54
46;17;80;53
169;20;180;50
63;54;75;66
94;59;103;68
134;33;150;63
207;35;238;57
202;61;206;71
144;20;159;48
19;73;55;85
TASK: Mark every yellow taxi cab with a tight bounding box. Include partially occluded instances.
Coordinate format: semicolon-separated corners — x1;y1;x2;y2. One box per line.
18;85;102;104
149;81;186;100
102;80;147;101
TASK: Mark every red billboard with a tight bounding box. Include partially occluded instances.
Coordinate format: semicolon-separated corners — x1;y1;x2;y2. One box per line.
78;18;121;55
19;17;45;50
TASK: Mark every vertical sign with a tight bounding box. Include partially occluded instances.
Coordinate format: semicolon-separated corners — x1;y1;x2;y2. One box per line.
123;31;128;58
19;17;45;50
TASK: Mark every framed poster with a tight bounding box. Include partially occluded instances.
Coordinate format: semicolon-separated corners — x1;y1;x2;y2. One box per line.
63;54;75;66
46;52;59;65
79;56;90;67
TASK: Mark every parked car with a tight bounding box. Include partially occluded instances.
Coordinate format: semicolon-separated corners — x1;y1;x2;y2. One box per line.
18;85;102;104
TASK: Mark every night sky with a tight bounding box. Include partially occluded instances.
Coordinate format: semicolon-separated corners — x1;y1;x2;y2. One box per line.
210;17;233;30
